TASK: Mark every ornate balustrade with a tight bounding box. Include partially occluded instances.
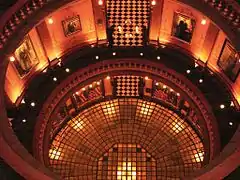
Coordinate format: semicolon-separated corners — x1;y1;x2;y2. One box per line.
0;0;239;49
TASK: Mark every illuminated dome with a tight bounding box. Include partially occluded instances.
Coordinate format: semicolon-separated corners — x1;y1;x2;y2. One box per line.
0;0;239;180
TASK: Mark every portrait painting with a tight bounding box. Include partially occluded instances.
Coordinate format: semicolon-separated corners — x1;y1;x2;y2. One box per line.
62;15;82;36
14;35;39;77
218;40;240;81
172;13;196;43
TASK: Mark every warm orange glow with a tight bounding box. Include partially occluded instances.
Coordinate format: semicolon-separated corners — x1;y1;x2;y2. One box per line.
98;0;103;5
201;19;207;25
49;149;61;160
9;56;15;62
48;18;54;24
151;0;156;6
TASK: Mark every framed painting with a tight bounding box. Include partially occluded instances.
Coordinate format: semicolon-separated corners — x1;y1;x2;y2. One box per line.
14;35;39;77
217;40;240;82
62;15;82;36
172;13;196;43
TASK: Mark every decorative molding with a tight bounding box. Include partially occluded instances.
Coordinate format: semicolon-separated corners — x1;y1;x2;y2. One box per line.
34;59;220;165
0;0;239;49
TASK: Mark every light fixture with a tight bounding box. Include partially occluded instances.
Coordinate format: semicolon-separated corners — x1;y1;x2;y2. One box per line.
229;122;233;126
157;56;160;60
75;91;79;95
31;102;35;107
140;52;143;56
22;119;26;123
195;62;199;68
177;93;180;96
145;76;149;80
186;69;191;74
220;104;225;109
43;69;47;73
106;76;110;80
21;99;25;104
151;0;156;6
230;101;234;107
112;52;116;56
97;81;101;85
163;85;167;89
9;56;15;62
170;89;173;92
155;82;159;86
201;19;207;25
95;56;99;60
91;44;95;48
48;18;54;24
65;68;70;72
89;84;93;88
82;87;86;91
199;79;203;83
98;0;103;5
53;77;57;81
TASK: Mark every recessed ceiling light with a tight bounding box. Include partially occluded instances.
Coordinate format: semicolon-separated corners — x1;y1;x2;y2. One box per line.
95;56;99;60
75;92;79;95
229;122;233;126
82;87;86;91
186;69;191;74
199;79;203;83
31;102;35;107
195;62;199;68
157;56;160;60
48;18;54;24
112;52;116;56
22;119;26;123
53;77;57;81
21;99;25;104
155;82;159;86
201;19;207;25
98;0;103;5
89;84;93;88
9;56;15;62
151;0;156;6
140;53;143;56
220;104;225;109
65;68;70;72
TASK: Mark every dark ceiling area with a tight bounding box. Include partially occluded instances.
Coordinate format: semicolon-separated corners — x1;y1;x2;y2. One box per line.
0;0;17;16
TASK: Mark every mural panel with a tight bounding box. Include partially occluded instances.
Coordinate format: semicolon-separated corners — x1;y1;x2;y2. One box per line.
14;35;39;77
62;15;82;36
172;13;195;43
218;40;240;81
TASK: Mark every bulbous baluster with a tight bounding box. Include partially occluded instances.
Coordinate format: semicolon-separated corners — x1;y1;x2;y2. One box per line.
14;14;20;24
222;6;229;16
228;12;235;21
20;10;26;19
8;20;16;30
0;33;7;42
25;4;32;14
233;16;240;26
216;1;223;11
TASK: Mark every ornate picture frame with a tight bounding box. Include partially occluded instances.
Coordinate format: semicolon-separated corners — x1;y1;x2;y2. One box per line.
172;12;196;43
217;40;240;82
14;35;39;77
62;15;82;37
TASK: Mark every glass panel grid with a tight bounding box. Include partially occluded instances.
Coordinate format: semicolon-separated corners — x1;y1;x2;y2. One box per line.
48;98;205;180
